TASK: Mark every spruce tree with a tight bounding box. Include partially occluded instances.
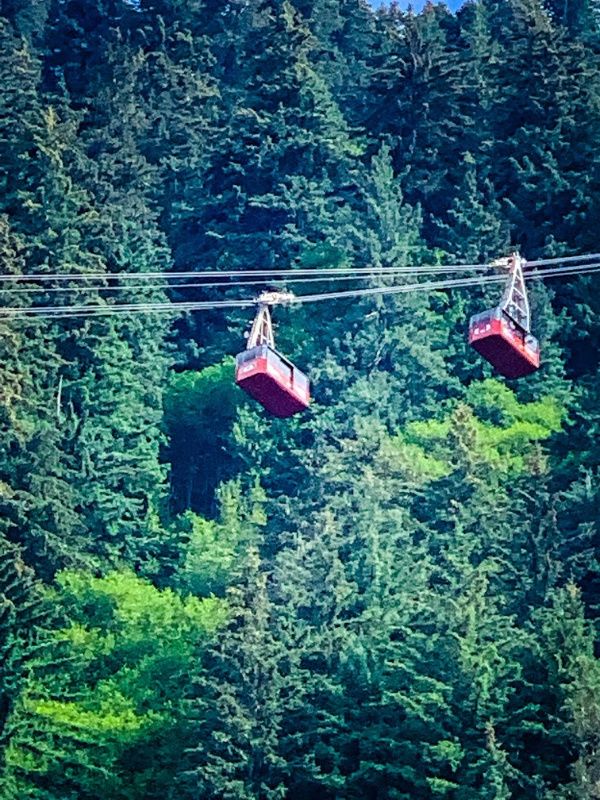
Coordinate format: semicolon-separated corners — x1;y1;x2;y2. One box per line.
0;14;89;575
542;585;600;798
0;535;47;798
369;3;464;238
161;0;364;364
181;548;286;800
40;3;172;569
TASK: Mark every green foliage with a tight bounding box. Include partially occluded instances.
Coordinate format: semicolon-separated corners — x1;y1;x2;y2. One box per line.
181;549;287;800
175;479;267;597
0;535;48;798
0;0;598;796
543;585;600;798
5;569;227;799
164;360;239;515
397;379;564;478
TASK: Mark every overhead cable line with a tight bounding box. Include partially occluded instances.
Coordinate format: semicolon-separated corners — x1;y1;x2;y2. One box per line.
291;261;600;305
1;251;599;285
4;260;600;322
1;276;506;319
2;262;599;320
0;262;493;284
524;252;600;267
0;266;500;296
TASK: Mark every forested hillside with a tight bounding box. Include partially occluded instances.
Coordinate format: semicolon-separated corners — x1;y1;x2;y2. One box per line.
1;0;600;796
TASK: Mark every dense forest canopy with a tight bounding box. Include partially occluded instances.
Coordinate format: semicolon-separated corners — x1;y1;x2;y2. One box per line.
0;0;600;797
374;1;466;9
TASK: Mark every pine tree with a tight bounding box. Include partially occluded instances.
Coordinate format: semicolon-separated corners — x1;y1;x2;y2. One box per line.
369;2;464;237
0;535;47;798
181;548;286;800
543;584;600;798
40;3;172;569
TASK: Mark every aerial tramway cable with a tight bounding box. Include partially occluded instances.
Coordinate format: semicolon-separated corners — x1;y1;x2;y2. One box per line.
1;251;599;286
0;262;493;284
0;266;498;297
292;260;600;305
3;253;599;416
521;252;600;267
3;255;598;297
3;259;600;321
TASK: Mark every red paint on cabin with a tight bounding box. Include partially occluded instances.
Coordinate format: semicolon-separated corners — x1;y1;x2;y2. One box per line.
235;345;310;418
469;309;540;379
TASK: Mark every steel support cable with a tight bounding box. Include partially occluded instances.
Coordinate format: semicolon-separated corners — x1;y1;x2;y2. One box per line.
0;280;502;319
0;262;494;285
0;270;576;320
0;266;498;296
0;298;256;318
524;252;600;267
2;261;600;321
291;261;600;305
0;274;511;318
2;250;599;285
289;273;508;305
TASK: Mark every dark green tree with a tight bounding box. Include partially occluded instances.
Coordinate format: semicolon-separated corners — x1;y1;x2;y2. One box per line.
181;548;286;800
0;535;47;798
39;4;173;569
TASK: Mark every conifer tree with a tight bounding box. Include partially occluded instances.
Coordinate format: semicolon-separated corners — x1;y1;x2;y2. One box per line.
543;584;600;798
181;548;286;800
0;0;599;794
163;0;364;364
133;0;221;285
40;3;172;569
0;14;90;574
435;155;507;265
292;0;379;125
545;0;600;33
433;154;510;384
369;3;464;237
377;393;571;791
310;141;452;430
0;535;47;798
482;0;595;254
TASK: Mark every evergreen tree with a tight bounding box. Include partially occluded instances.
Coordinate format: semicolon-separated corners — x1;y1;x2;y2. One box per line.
0;15;89;574
292;0;379;125
369;3;464;237
545;0;600;34
163;0;364;365
543;585;600;798
181;548;286;800
0;535;47;798
40;3;172;569
0;0;599;794
483;0;596;254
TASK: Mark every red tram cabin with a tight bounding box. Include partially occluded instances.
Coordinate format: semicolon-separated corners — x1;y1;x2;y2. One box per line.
469;253;540;379
235;292;310;418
